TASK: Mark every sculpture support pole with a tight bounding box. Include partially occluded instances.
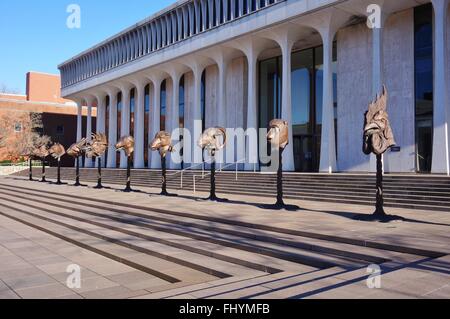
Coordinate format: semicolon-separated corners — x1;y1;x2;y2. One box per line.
374;154;386;216
276;148;285;207
94;157;103;189
29;158;33;181
124;155;132;192
40;158;46;182
209;156;217;201
160;155;168;196
74;157;81;186
56;158;62;185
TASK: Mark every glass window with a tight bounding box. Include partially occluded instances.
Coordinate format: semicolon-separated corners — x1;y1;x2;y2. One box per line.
201;71;206;132
117;92;122;141
160;80;166;131
14;122;22;132
414;4;433;173
144;84;150;167
56;125;64;135
259;57;281;131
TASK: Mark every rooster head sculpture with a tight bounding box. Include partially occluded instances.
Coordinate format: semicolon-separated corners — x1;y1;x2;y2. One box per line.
363;85;396;155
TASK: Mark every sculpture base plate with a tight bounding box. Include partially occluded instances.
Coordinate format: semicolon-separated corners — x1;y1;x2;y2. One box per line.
159;191;178;197
117;187;141;193
201;196;229;203
93;184;104;189
353;210;405;223
39;179;47;183
258;202;301;211
52;181;67;186
72;183;87;187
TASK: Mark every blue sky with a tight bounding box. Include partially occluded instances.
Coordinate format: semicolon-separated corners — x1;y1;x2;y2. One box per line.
0;0;174;94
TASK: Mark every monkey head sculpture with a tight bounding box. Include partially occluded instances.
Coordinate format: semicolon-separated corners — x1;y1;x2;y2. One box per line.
267;119;289;150
150;131;174;158
363;86;396;156
198;127;227;156
85;133;108;158
67;138;87;158
116;136;135;157
49;143;66;160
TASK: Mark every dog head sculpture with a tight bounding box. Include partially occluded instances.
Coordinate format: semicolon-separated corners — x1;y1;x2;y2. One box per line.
116;136;135;157
32;144;50;159
198;127;227;156
363;86;396;155
267;119;289;150
49;143;66;160
67;138;87;158
150;131;174;158
85;133;108;158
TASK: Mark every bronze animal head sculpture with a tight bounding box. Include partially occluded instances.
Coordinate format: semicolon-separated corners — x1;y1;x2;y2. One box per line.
198;127;227;156
85;133;108;158
67;138;87;158
363;86;396;155
267;119;289;150
150;131;174;158
116;136;135;157
49;143;66;160
32;144;50;159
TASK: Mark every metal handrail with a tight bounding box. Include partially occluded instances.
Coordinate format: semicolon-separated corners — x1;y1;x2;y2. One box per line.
164;159;213;189
193;159;257;194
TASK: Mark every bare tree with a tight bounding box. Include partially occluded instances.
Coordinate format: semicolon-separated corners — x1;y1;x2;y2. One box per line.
0;83;21;95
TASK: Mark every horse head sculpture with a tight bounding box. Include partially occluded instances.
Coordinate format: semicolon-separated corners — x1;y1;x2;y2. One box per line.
267;119;289;150
67;138;87;158
49;143;66;160
198;127;227;156
363;85;396;156
116;136;135;157
150;131;174;158
85;133;108;158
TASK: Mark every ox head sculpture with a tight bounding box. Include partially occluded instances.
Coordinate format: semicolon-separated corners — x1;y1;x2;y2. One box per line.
150;131;174;158
363;86;396;156
85;133;108;158
116;136;135;157
49;143;66;160
198;127;227;156
67;138;87;158
267;119;289;150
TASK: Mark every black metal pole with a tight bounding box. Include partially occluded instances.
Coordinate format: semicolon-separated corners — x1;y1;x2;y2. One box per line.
40;158;46;182
124;156;132;192
29;157;33;181
160;155;168;195
374;154;386;216
94;157;103;189
74;157;81;186
56;158;62;184
275;148;285;207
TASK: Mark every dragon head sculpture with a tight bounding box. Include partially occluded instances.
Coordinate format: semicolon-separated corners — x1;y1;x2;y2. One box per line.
198;127;227;156
49;143;66;160
85;133;108;158
116;136;135;157
363;86;396;156
67;138;87;158
267;119;289;150
32;144;50;159
150;131;174;158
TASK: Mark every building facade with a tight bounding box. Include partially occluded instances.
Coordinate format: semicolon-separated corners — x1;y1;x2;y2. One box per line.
0;72;95;166
58;0;445;174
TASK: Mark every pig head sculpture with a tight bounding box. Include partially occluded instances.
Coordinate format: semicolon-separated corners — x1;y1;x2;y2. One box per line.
363;86;396;156
267;119;289;150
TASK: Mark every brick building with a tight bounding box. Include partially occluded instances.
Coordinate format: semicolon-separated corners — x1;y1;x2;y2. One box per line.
0;72;96;167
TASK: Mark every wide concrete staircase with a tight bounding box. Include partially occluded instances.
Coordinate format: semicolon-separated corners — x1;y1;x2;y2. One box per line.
0;181;445;298
13;167;450;211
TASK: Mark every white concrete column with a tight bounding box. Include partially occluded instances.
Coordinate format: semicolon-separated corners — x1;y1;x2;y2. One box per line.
169;73;181;169
432;0;450;174
95;93;106;167
150;78;163;169
280;39;295;172
120;87;131;168
244;48;259;171
192;66;204;165
107;91;118;168
319;29;337;173
85;98;94;168
133;82;146;168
